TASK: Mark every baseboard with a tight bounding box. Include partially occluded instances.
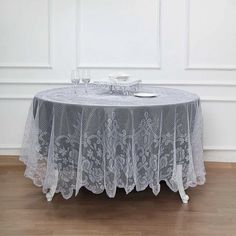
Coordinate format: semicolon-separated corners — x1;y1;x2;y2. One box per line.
0;148;20;156
204;149;236;163
0;147;236;163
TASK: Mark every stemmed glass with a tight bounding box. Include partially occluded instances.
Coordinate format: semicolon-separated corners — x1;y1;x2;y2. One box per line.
71;70;80;94
81;69;91;93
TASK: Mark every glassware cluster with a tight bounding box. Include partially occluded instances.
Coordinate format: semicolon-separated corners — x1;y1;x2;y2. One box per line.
71;69;91;94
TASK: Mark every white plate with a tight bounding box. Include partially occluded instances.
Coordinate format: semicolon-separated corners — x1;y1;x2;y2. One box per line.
133;92;158;98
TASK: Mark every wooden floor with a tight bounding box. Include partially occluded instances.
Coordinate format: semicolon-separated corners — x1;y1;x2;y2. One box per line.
0;157;236;236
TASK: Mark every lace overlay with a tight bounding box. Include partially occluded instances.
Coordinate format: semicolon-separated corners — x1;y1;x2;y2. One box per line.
20;86;206;199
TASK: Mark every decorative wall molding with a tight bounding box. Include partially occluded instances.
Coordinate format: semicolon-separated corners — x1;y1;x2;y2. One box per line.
76;0;162;69
2;79;236;86
185;65;236;71
1;95;236;103
0;65;53;69
0;80;69;85
204;146;236;151
76;64;161;69
1;146;235;163
185;0;236;71
1;80;236;102
148;81;236;87
1;145;236;151
0;0;53;69
0;96;33;100
201;97;236;103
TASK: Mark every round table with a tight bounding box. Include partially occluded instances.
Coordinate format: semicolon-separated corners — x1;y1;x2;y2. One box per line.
20;84;206;203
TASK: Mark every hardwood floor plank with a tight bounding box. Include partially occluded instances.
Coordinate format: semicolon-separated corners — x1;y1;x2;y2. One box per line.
0;156;236;236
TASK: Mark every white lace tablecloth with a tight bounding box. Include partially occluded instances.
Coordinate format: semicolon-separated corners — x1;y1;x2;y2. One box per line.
20;84;206;199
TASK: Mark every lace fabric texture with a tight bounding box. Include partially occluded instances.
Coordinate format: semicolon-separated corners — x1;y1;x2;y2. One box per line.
20;85;206;199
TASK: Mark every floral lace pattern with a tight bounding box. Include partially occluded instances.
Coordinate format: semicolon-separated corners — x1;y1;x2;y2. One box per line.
20;86;206;199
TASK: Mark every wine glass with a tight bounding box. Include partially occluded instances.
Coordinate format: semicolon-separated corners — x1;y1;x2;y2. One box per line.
81;69;91;93
71;70;80;94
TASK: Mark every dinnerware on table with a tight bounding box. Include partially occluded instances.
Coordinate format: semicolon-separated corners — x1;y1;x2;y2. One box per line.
133;92;158;98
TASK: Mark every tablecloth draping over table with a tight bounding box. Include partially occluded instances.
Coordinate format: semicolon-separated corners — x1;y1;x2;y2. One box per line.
20;85;206;199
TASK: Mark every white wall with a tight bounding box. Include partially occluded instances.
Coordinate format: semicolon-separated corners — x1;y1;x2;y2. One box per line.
0;0;236;162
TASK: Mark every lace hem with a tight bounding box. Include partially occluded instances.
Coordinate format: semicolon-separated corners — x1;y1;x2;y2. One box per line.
20;156;206;200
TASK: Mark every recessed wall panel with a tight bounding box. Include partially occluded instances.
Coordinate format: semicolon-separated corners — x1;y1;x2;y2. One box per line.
77;0;160;68
0;0;51;67
187;0;236;69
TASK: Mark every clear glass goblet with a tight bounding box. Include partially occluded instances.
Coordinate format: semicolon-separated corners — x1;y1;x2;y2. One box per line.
71;70;80;94
82;69;91;93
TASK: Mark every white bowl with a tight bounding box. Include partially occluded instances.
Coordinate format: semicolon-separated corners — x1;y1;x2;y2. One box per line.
115;75;129;81
109;74;130;81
